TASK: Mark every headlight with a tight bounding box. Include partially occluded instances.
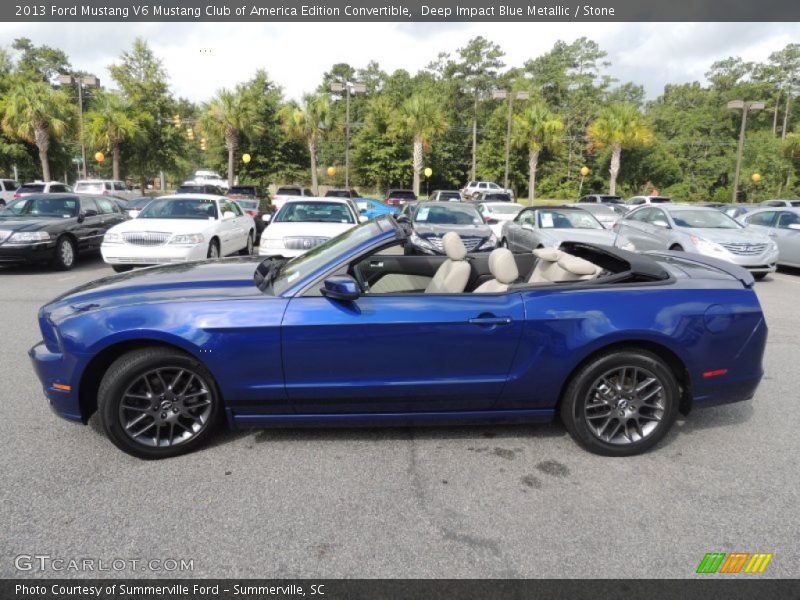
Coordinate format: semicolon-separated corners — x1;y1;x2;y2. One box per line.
7;231;50;243
103;232;122;243
690;235;726;255
262;238;285;249
410;232;435;251
168;233;204;245
478;234;498;250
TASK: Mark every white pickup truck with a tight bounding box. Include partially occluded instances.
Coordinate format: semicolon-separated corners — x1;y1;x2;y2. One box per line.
461;181;514;200
271;186;314;211
0;179;20;206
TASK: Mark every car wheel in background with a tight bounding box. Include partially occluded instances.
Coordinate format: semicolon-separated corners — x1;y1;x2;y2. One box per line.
207;239;220;259
97;347;221;459
239;232;254;256
112;265;133;273
669;244;684;251
753;273;768;280
52;236;76;271
560;349;680;457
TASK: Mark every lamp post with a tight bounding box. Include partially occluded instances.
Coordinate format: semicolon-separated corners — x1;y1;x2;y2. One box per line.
492;89;529;189
57;74;99;179
330;80;366;189
727;100;765;203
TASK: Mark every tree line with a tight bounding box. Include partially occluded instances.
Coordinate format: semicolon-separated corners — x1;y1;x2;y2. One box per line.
1;36;799;202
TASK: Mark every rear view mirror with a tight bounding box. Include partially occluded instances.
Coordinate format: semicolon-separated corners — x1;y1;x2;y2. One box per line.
321;276;360;301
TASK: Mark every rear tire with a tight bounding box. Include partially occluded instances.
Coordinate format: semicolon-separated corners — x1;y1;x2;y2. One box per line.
669;244;683;251
97;347;221;459
753;273;768;280
52;236;77;271
239;231;254;256
560;349;680;457
112;265;133;273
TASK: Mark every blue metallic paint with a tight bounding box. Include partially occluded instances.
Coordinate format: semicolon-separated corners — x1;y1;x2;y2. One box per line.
30;217;767;436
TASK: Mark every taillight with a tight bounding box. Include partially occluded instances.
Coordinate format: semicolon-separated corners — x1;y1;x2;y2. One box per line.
102;190;108;195
483;215;492;223
13;192;20;199
612;222;620;232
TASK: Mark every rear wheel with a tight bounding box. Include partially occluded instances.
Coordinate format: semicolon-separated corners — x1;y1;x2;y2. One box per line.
560;349;680;457
669;244;684;251
52;236;76;271
239;231;254;256
753;273;768;280
112;265;133;273
97;347;221;459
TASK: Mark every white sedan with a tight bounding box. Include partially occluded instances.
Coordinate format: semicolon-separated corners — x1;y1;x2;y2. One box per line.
101;194;255;272
259;197;365;258
474;201;523;238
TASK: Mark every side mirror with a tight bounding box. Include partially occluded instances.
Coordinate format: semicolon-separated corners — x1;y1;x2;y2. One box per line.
787;223;800;231
486;218;499;225
78;209;97;221
360;208;368;214
128;210;139;219
261;214;272;222
359;215;369;223
321;275;360;301
522;223;534;230
652;219;670;228
223;210;235;220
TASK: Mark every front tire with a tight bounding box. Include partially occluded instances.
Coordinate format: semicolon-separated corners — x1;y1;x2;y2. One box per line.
239;231;254;256
560;349;680;457
753;273;768;280
97;347;221;459
207;239;220;259
52;236;77;271
112;265;133;273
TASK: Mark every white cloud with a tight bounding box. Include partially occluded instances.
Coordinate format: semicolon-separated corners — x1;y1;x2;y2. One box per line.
0;22;795;102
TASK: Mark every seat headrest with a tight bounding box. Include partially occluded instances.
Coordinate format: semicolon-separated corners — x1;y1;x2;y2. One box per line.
558;254;598;276
442;231;467;260
488;248;519;284
533;247;563;262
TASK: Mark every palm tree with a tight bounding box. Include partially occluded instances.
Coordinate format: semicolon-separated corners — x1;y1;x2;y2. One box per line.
512;103;564;205
1;81;72;181
394;94;447;196
84;91;138;181
279;94;330;195
587;103;653;195
200;87;260;186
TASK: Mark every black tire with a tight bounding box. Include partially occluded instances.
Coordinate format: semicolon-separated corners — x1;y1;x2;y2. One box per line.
97;347;221;459
753;272;768;280
207;238;220;259
669;244;684;251
239;231;254;256
52;236;77;271
560;349;680;457
112;265;133;273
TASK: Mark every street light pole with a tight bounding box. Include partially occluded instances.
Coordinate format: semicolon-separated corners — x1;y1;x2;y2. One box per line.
57;73;99;181
492;89;529;190
331;80;366;189
728;100;765;203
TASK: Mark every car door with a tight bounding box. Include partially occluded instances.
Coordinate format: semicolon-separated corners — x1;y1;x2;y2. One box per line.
216;200;239;254
229;200;251;249
639;207;672;250
505;209;532;251
774;211;800;264
75;196;105;251
94;198;126;243
281;286;525;414
743;210;778;239
617;208;653;250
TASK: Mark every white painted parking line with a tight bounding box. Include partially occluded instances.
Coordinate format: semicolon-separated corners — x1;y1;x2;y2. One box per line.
771;274;800;284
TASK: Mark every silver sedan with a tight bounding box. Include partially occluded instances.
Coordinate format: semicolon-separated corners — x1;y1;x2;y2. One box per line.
614;204;778;278
741;207;800;268
500;206;628;252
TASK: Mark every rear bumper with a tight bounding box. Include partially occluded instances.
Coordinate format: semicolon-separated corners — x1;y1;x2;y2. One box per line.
28;342;83;422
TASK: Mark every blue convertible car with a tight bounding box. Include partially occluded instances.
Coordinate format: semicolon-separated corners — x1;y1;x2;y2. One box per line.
30;215;767;459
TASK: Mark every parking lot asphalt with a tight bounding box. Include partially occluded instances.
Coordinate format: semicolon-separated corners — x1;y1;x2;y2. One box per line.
1;255;798;579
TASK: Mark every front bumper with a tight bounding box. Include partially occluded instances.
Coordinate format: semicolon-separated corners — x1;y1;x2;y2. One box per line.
0;241;57;263
29;341;84;422
258;245;305;258
101;242;208;265
700;246;779;274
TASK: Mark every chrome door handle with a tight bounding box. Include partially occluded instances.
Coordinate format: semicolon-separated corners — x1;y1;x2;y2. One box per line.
369;261;384;267
469;316;512;325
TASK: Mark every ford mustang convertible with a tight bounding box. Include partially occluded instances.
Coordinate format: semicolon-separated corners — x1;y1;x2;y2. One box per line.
30;215;767;459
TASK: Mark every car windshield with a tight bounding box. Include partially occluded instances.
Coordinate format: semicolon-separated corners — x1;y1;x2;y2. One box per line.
18;184;45;194
128;197;153;209
599;196;623;203
581;205;617;217
649;197;672;203
0;199;27;215
325;190;352;198
538;209;603;229
414;204;481;225
176;185;211;194
7;196;78;218
670;210;741;229
439;192;461;200
484;193;511;201
138;198;218;220
276;187;302;195
388;191;416;199
486;204;521;215
75;182;105;193
274;201;354;224
235;200;259;210
228;186;256;196
272;221;382;295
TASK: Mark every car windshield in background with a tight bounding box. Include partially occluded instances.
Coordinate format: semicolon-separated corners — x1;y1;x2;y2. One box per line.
127;197;153;209
486;204;522;215
414;204;481;225
539;209;604;229
599;196;623;203
235;200;259;210
8;196;78;218
439;192;461;200
388;191;416;199
75;183;105;193
0;199;27;215
176;185;212;194
325;190;352;198
484;193;512;201
581;205;618;216
649;197;672;203
228;187;257;196
17;184;45;194
138;198;218;220
272;221;381;295
671;210;741;229
275;201;354;224
276;187;302;196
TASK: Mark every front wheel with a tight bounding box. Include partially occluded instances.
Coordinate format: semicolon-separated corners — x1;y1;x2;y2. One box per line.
97;347;221;459
207;239;220;259
52;236;77;271
753;273;768;281
112;265;133;273
560;349;680;457
239;231;254;256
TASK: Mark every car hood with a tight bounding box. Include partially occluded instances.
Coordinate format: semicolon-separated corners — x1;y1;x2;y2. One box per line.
262;221;355;238
687;227;772;244
414;223;493;239
0;217;71;232
544;228;618;245
43;257;265;323
107;218;220;234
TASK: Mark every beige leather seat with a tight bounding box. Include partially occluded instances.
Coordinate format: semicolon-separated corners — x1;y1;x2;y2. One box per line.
529;247;602;283
424;232;471;293
474;248;519;293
